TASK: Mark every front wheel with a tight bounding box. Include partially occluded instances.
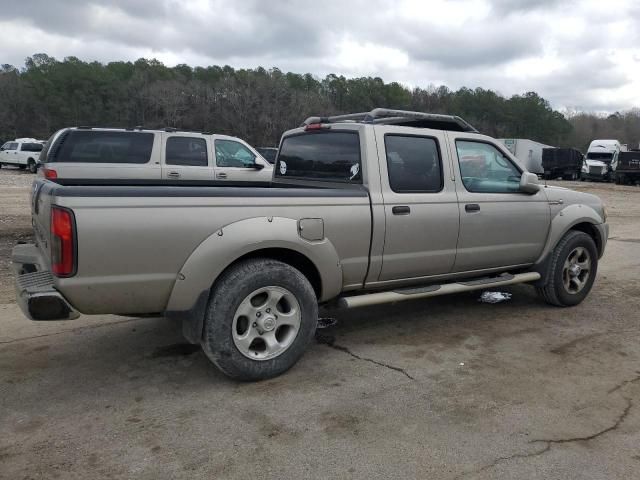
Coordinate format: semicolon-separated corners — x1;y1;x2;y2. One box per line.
202;258;318;381
537;230;598;307
28;160;37;173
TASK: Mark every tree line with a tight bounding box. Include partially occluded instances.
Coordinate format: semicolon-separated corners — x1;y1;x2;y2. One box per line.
0;54;638;151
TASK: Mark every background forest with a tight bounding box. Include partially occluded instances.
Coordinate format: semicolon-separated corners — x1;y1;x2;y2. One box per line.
1;54;638;150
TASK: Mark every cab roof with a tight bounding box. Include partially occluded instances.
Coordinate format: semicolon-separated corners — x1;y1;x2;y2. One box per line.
301;108;478;133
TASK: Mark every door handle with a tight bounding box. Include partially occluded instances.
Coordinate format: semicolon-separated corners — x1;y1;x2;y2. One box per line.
465;204;480;213
167;171;180;178
216;172;227;179
392;206;411;215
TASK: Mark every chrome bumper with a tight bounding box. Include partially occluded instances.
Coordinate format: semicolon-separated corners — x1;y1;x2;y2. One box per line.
12;243;79;321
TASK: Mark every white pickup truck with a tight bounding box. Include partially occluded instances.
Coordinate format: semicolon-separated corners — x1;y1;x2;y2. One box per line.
0;138;44;173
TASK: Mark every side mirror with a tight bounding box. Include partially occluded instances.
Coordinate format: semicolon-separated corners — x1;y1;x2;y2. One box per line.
251;162;265;170
520;172;540;194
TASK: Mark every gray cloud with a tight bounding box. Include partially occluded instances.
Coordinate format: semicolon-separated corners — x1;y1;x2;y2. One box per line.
0;0;638;112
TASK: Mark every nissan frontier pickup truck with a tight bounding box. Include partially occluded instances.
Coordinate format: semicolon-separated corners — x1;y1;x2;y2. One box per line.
13;109;609;381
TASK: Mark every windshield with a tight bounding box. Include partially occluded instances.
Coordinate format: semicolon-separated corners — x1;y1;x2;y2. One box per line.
586;152;613;161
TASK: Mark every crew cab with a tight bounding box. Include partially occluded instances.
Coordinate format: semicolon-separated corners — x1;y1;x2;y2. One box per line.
0;138;44;173
13;109;609;381
39;127;272;182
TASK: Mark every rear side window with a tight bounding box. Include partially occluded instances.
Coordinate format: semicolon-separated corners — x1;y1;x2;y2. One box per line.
385;135;443;192
276;131;361;183
52;131;154;164
166;137;208;166
21;143;43;152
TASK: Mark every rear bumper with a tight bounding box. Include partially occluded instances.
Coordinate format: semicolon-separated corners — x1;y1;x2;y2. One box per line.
12;243;79;321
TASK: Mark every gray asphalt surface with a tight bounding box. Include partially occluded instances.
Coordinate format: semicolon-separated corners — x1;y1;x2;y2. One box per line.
1;169;639;479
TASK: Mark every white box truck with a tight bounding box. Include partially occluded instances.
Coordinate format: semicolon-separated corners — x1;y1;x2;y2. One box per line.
498;138;554;174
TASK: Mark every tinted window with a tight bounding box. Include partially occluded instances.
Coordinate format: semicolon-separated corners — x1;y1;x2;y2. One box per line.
53;131;154;164
586;152;613;161
21;143;43;152
215;140;256;168
166;137;208;166
257;147;277;164
3;142;18;151
385;135;442;192
456;140;522;193
276;131;361;183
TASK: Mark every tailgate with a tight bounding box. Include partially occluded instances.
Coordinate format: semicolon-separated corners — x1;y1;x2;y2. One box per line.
31;179;56;266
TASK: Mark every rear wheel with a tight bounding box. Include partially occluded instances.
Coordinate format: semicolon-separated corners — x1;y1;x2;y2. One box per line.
537;230;598;307
202;258;318;381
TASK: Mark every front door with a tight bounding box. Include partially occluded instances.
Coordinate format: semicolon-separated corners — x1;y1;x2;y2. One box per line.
449;135;550;272
377;126;460;281
161;133;213;180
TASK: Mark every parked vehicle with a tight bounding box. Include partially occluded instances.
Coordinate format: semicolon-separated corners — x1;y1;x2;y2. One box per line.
0;138;45;173
542;148;583;180
498;138;554;174
256;147;278;164
39;128;273;182
581;139;622;182
614;150;640;185
13;109;608;381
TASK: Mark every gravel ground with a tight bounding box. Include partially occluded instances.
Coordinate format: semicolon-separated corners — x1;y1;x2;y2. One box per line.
1;170;639;479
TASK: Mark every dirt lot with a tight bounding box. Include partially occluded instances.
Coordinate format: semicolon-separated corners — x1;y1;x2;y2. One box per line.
1;168;639;479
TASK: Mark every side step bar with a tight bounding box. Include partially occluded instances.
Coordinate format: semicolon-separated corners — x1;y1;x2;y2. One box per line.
338;272;541;309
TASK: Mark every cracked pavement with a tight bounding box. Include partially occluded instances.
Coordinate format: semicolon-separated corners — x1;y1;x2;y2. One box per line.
1;173;640;479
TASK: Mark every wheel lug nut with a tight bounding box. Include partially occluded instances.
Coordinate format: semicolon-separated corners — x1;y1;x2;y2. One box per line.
252;322;257;327
256;312;261;317
266;308;271;313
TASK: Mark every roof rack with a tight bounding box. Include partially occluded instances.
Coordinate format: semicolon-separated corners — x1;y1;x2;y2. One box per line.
301;108;478;133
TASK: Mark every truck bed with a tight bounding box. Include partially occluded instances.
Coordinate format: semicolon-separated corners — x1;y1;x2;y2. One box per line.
32;179;373;315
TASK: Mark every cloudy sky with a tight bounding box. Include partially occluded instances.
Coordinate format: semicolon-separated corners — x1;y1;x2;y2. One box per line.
1;0;639;112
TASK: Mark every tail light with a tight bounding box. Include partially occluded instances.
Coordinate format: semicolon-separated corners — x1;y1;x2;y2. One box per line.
43;168;58;179
51;206;76;277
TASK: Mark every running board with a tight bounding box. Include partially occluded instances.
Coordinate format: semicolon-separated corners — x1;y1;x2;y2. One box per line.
338;272;541;309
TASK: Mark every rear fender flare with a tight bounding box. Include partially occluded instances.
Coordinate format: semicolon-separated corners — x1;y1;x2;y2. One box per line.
166;216;342;316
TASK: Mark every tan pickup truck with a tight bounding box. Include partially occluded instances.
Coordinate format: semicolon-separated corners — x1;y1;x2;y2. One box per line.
13;109;609;380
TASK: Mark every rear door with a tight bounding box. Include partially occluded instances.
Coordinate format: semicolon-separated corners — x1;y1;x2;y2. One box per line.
376;126;460;281
161;133;213;180
448;134;550;272
213;137;272;181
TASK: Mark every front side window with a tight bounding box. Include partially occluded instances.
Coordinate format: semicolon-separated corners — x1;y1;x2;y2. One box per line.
166;137;208;166
215;140;256;168
3;142;18;151
456;140;522;193
385;135;442;192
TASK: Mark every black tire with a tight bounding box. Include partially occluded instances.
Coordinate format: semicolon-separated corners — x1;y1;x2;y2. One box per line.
202;258;318;381
536;230;598;307
28;159;37;174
